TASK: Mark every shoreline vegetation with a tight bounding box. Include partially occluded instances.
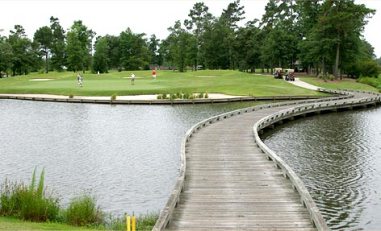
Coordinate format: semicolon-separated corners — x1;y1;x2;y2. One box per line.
0;169;157;231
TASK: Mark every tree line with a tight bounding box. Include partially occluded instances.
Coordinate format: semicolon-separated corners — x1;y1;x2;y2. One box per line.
0;0;379;78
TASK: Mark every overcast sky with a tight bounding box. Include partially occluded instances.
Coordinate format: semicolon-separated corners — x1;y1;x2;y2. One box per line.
0;0;380;57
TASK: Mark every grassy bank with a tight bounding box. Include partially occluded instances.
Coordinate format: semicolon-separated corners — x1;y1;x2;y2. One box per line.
0;217;98;231
0;70;321;97
0;215;156;231
0;170;157;231
300;76;379;92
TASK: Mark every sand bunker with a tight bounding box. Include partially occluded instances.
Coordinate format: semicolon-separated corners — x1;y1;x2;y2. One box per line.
29;79;53;81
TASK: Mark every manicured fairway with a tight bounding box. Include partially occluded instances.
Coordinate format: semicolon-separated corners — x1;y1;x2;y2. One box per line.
0;70;322;97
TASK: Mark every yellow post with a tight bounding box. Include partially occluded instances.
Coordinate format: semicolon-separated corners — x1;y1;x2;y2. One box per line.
131;215;136;231
126;215;131;231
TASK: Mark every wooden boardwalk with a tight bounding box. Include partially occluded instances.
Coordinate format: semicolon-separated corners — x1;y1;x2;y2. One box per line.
166;105;317;231
155;90;380;231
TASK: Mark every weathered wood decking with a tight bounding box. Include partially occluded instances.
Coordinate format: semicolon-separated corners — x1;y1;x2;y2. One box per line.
155;90;381;231
166;104;318;231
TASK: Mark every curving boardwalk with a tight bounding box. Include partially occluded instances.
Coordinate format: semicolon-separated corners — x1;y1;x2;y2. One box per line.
155;90;381;231
166;104;317;231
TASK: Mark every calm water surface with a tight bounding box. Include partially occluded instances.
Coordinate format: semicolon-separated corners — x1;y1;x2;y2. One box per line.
262;107;381;230
0;99;263;216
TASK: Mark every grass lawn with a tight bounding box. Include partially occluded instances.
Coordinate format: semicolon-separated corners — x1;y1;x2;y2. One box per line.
0;217;99;231
0;70;321;97
300;76;379;92
0;215;156;231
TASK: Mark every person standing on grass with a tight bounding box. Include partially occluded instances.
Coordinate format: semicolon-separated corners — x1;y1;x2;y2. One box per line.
152;69;157;79
131;73;135;85
77;72;83;87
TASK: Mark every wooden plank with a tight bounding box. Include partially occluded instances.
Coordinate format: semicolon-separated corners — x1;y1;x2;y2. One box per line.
168;220;314;228
175;204;307;212
172;211;311;218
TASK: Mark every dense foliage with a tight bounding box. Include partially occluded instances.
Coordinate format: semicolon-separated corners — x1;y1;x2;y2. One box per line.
0;0;379;78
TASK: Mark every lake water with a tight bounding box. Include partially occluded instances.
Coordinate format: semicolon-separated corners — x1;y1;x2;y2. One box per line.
262;107;381;230
0;99;263;216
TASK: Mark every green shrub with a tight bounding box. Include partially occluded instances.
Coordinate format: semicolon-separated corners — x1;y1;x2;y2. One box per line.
0;179;23;216
0;169;60;222
318;73;332;82
65;195;104;227
204;92;209;98
347;59;380;78
170;93;177;100
68;94;74;99
358;76;381;90
21;169;59;222
156;94;162;99
183;92;190;99
111;94;117;101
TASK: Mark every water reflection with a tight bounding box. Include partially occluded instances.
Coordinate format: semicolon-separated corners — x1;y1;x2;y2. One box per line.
262;107;381;230
0;99;264;216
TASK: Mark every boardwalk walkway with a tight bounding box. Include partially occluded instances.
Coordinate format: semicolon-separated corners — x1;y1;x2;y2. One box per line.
155;89;380;231
166;105;317;231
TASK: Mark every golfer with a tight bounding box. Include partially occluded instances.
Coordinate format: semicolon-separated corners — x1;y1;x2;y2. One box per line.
131;73;135;85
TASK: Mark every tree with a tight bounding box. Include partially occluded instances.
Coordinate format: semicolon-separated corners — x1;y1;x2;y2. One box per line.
33;26;53;73
0;37;13;76
66;21;95;72
184;2;214;69
295;0;323;37
296;0;323;74
93;36;109;73
221;0;245;30
377;57;381;66
220;0;245;69
104;35;120;70
235;20;261;72
50;17;66;71
165;21;193;72
158;39;171;67
343;39;378;78
66;30;85;72
148;34;160;66
206;18;230;69
259;0;299;71
317;0;375;77
8;25;37;75
119;28;150;70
